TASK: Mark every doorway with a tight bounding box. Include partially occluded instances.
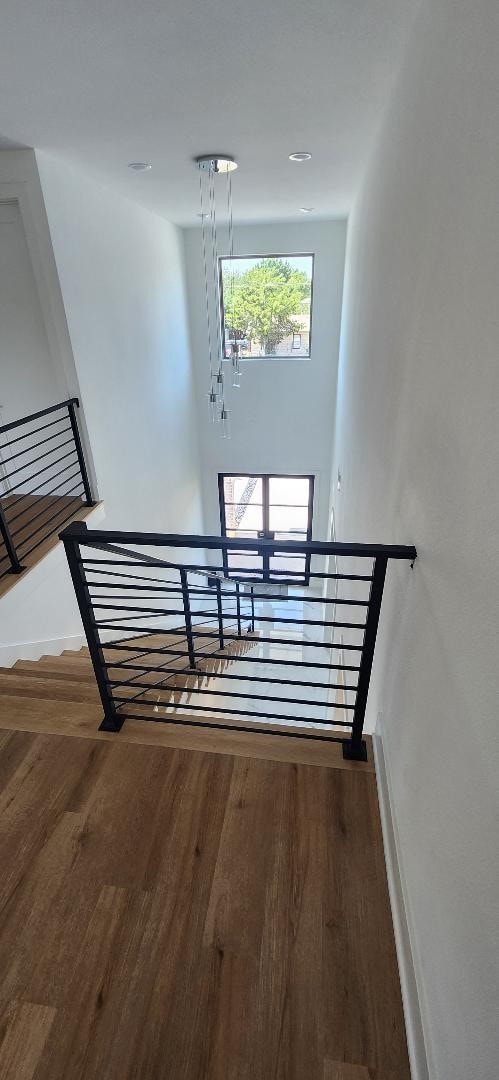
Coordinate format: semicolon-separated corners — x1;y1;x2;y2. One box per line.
218;473;314;583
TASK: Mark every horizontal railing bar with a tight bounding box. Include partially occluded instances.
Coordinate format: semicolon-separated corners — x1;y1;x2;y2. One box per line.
101;643;360;671
77;529;417;561
0;413;69;449
0;425;72;465
115;709;349;742
4;467;83;525
112;696;353;726
84;580;369;605
82;565;173;587
18;498;85;561
106;665;358;691
3;448;77;490
224;569;373;581
99;617;245;663
0;436;75;483
0;398;78;435
111;680;355;710
95;622;363;651
105;661;357;692
89;601;367;630
4;486;84;542
80;557;375;582
103;628;249;701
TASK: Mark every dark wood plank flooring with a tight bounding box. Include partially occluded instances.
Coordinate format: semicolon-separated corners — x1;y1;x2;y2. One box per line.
0;729;409;1079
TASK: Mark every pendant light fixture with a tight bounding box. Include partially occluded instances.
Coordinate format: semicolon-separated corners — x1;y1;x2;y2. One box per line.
196;154;238;436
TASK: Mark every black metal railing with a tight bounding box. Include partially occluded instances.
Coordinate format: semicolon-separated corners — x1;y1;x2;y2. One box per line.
61;523;416;760
0;399;94;581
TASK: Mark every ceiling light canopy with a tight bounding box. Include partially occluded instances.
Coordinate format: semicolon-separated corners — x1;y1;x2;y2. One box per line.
195;154;237;173
127;162;152;171
289;152;312;162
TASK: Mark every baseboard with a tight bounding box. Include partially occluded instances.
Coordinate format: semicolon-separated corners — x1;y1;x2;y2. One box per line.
0;632;88;667
373;729;431;1080
0;628;117;667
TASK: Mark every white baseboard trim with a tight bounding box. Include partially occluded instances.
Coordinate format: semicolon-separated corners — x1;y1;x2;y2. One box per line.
0;632;87;667
373;730;431;1080
0;628;117;667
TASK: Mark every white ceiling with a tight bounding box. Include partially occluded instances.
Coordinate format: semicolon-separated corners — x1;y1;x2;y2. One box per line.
0;0;414;225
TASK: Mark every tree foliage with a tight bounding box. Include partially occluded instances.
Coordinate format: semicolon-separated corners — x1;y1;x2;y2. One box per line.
222;258;311;355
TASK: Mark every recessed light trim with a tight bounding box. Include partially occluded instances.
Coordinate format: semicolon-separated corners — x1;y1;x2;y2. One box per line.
128;162;152;171
289;152;312;162
299;207;314;213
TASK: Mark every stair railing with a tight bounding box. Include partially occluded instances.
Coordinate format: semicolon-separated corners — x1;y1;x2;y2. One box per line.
61;523;416;760
0;399;94;580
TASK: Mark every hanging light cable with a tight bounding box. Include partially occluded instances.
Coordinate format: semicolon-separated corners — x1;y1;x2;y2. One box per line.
195;154;237;434
199;167;218;421
226;167;240;388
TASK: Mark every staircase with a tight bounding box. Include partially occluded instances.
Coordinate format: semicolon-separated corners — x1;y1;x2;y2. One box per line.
0;629;259;724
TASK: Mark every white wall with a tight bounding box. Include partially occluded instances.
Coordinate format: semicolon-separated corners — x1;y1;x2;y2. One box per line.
333;1;499;1078
36;151;203;535
183;220;346;541
1;152;204;663
0;199;65;425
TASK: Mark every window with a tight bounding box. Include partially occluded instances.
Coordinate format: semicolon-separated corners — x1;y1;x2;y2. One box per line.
219;254;314;359
218;473;314;583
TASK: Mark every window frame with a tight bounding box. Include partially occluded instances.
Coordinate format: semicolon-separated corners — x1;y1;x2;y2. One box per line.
218;472;315;584
218;252;315;361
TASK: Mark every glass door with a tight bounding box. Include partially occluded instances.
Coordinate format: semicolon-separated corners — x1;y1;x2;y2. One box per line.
218;473;314;583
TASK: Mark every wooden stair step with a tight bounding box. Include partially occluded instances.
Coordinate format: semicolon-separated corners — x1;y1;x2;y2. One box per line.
0;672;100;704
14;659;95;682
3;663;95;686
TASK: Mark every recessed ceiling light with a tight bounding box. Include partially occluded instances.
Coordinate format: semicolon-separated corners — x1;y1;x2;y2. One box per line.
299;207;314;213
127;162;152;171
289;152;312;162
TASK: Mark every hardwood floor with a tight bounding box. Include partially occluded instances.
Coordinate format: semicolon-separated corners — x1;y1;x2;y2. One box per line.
0;497;99;600
0;724;410;1079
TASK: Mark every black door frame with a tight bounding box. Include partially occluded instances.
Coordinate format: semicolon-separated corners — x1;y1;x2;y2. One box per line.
218;472;315;584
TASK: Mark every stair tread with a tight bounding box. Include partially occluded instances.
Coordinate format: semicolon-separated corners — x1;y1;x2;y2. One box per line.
0;673;99;703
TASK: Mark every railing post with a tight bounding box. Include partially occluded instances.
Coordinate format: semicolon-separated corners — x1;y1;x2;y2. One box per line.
216;579;225;649
343;554;388;762
236;581;242;637
0;499;24;574
62;520;122;732
67;400;95;506
250;585;255;632
180;568;196;669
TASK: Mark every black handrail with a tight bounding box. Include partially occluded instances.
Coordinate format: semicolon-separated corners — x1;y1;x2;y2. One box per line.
64;526;417;562
61;520;416;760
0;399;94;579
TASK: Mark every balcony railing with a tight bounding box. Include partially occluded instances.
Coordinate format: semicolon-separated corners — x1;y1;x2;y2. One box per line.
61;524;416;760
0;399;94;581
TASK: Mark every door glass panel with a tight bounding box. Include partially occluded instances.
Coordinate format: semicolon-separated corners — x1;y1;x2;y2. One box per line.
223;475;263;504
227;550;264;578
220;474;313;583
268;504;308;532
223;476;264;536
268;476;310;507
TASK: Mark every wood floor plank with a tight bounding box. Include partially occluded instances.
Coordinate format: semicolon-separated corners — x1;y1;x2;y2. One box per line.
0;729;408;1079
0;1000;56;1080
